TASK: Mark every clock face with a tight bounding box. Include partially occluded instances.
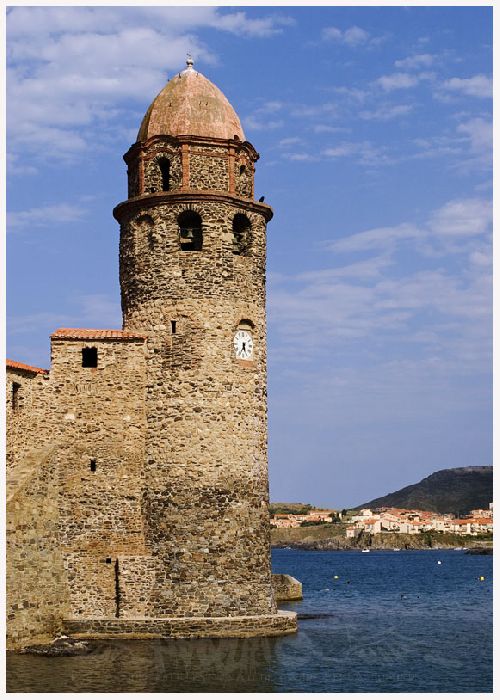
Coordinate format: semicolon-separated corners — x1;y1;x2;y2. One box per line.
234;329;254;360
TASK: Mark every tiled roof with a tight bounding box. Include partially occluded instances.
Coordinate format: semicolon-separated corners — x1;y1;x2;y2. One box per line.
51;328;148;341
6;359;48;375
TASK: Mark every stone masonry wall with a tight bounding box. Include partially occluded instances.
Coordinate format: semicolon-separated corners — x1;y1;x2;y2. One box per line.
6;452;69;649
6;368;51;474
117;189;276;619
189;146;229;191
49;337;148;619
144;147;182;194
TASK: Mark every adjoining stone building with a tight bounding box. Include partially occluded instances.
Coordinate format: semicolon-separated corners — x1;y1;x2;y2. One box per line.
6;58;297;649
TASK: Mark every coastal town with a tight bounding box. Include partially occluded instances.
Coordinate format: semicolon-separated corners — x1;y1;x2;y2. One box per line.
270;505;494;537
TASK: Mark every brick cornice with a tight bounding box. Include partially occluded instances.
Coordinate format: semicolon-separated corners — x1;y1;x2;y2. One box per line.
123;135;258;164
113;191;273;223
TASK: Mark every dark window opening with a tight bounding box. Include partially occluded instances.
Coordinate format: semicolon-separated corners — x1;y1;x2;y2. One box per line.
239;318;254;329
90;459;97;473
159;158;170;191
12;382;21;412
171;320;177;334
82;347;98;368
232;214;252;255
178;211;203;251
239;164;246;175
105;557;112;564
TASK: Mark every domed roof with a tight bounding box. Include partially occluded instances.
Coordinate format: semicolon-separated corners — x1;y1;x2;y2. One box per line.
137;58;245;142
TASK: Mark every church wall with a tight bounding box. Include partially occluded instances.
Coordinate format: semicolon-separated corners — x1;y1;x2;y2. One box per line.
48;337;149;619
6;368;52;474
189;146;229;190
143;145;182;194
234;159;253;198
118;197;276;618
6;456;69;649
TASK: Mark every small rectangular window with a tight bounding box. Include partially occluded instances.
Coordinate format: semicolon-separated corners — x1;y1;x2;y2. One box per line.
171;320;177;334
12;382;21;412
90;459;97;473
82;347;98;368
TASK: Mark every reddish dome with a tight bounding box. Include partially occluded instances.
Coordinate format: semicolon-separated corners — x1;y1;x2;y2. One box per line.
137;58;245;142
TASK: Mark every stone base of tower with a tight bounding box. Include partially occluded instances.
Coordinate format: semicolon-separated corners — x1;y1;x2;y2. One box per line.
62;611;297;640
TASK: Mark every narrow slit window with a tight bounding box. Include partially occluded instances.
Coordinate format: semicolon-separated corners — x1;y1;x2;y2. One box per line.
159;158;170;191
90;459;97;473
82;347;98;368
171;320;177;334
12;382;21;412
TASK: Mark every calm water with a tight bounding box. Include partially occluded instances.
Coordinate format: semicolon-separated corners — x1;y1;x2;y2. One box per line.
7;549;492;692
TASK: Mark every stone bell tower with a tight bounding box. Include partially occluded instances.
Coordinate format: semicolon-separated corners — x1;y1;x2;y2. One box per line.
112;58;296;636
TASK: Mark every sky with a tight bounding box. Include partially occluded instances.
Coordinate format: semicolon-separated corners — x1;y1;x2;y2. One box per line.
6;4;493;508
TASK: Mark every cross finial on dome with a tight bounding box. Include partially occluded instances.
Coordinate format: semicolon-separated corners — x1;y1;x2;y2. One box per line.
186;54;194;69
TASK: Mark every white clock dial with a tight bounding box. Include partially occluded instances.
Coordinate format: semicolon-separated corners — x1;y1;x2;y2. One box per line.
234;330;254;360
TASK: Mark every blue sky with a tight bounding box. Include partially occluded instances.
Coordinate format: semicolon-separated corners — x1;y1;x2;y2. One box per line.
6;5;492;507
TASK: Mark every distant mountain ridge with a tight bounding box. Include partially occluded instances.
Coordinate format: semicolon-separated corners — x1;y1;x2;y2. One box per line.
354;466;492;515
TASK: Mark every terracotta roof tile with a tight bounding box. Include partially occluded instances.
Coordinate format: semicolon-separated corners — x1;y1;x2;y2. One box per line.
51;328;148;341
6;359;48;375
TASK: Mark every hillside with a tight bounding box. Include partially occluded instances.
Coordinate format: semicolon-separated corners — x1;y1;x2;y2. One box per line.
269;502;314;515
354;466;492;515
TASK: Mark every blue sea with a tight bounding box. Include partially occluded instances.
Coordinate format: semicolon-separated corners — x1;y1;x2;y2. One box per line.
6;549;492;693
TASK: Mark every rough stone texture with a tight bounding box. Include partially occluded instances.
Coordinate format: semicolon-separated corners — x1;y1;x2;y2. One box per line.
6;448;69;649
6;65;298;648
189;149;229;191
272;574;303;602
143;142;183;195
137;63;245;142
63;610;296;639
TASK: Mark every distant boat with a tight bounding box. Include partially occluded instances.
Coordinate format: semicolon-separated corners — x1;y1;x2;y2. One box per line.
393;548;401;551
361;548;370;553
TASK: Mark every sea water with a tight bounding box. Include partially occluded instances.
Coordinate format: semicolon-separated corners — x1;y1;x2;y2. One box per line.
6;549;492;692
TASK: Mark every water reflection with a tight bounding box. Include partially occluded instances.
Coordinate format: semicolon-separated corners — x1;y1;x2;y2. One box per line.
7;637;280;693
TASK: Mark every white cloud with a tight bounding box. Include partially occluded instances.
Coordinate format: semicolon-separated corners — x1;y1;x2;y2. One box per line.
395;54;434;69
457;117;492;153
375;72;419;91
322;24;371;46
7;202;87;229
244;116;284;131
312;125;350;134
328;224;422;253
323;141;393;166
325;197;491;255
441;74;492;99
278;137;302;148
6;6;294;162
427;198;492;237
360;104;413;121
282;152;317;162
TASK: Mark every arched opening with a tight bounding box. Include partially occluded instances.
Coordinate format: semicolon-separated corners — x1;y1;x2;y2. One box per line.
82;347;98;368
159;158;171;191
178;211;203;251
239;164;246;175
232;213;252;255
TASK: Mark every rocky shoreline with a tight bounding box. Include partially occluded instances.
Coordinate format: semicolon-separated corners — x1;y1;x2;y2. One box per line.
273;542;492;551
272;532;493;552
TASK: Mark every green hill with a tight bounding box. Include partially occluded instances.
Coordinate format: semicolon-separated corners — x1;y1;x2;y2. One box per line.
354;466;492;515
269;502;313;515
